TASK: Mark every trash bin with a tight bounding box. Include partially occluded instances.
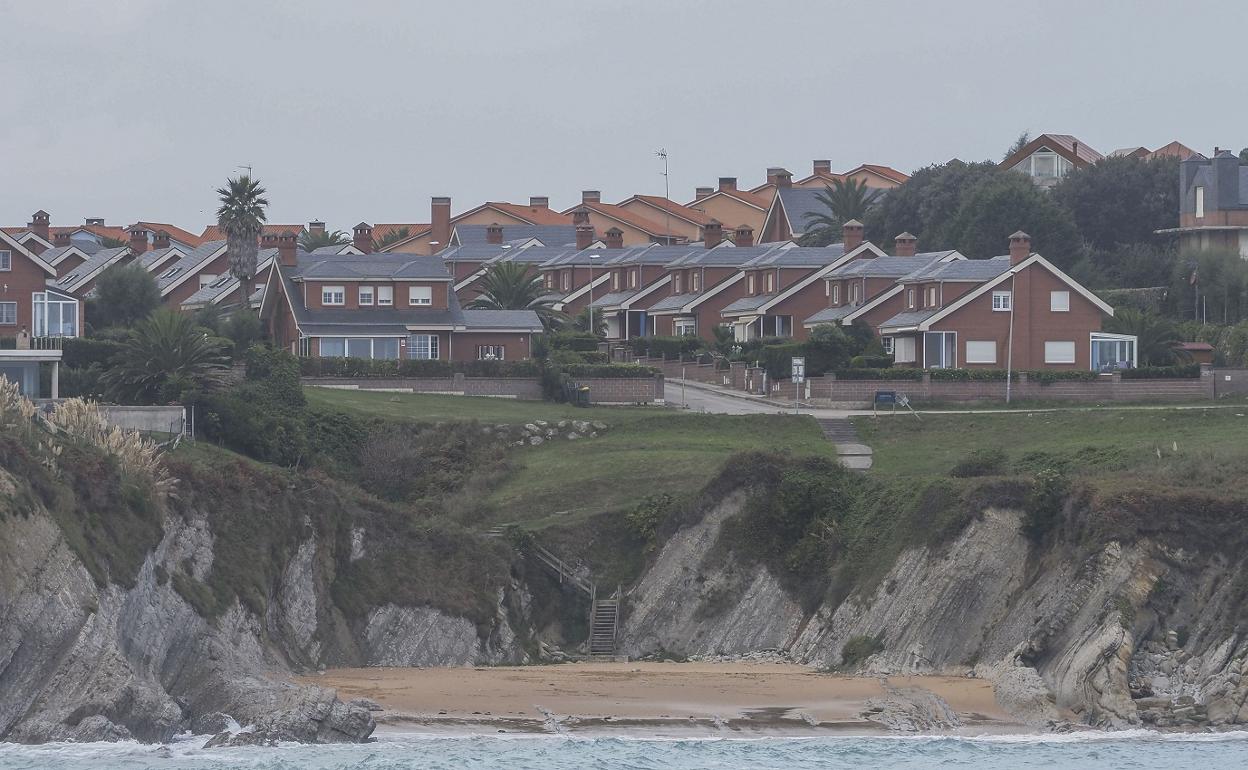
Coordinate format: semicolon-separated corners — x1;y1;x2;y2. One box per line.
574;385;591;407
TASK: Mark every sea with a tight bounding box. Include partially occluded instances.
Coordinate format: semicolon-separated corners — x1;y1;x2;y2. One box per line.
3;731;1248;770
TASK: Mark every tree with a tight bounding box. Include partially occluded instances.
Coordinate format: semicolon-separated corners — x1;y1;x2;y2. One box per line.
216;175;269;307
1003;132;1031;161
864;160;1000;250
1051;155;1179;250
377;227;410;249
945;171;1081;265
104;309;229;403
799;179;882;246
571;307;606;336
1172;250;1248;325
99;236;128;249
1104;308;1189;366
298;228;349;251
91;263;161;329
466;262;565;330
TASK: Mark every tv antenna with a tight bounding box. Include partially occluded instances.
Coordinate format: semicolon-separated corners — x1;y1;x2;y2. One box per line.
656;149;670;244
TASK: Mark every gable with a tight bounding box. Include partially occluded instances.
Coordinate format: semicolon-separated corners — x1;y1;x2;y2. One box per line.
0;230;57;275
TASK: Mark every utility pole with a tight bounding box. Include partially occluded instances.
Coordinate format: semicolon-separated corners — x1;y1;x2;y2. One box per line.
656;149;670;244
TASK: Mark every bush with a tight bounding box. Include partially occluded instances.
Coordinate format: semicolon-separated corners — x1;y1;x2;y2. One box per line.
629;335;704;359
62;337;125;369
930;368;1014;381
850;354;894;368
951;449;1006;478
1027;369;1101;384
298;356;540;379
831;368;924;381
1120;364;1201;380
563;363;657;378
840;635;884;669
547;331;601;352
1023;468;1069;542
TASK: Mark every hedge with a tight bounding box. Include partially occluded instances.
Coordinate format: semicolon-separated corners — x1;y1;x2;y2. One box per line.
1119;364;1201;380
546;331;601;352
298;357;539;379
929;368;1016;382
628;335;704;359
830;368;924;381
563;363;658;379
1027;370;1100;384
63;337;127;368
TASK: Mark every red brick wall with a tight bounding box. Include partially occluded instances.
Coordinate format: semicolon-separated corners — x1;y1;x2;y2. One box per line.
163;252;231;309
450;331;532;362
304;279;451;311
0;246;69;334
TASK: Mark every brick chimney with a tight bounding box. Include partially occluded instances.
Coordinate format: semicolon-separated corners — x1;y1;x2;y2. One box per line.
894;232;917;257
529;196;549;209
842;219;864;252
571;206;591;227
575;222;595;250
53;231;71;248
582;190;601;204
604;227;623;249
278;230;298;267
733;224;754;248
717;177;737;192
353;222;374;254
1009;230;1031;265
85;218;105;227
766;167;792;188
128;226;149;254
152;229;171;251
486;223;504;244
704;219;723;249
694;187;713;201
309;220;326;236
431;196;451;252
260;232;278;252
813;160;832;175
28;210;50;243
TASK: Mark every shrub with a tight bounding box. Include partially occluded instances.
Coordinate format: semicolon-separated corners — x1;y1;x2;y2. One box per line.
850;354;894;368
563;364;657;378
62;337;125;369
547;331;601;352
626;493;674;550
950;449;1006;478
930;368;1015;381
1119;364;1201;380
629;335;704;360
1023;468;1069;542
840;635;884;669
1027;369;1100;384
831;368;924;381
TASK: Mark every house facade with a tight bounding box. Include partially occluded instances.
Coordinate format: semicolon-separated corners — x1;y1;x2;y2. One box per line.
1001;134;1103;189
260;238;541;362
0;231;82;396
383;197;571;255
588;245;698;339
1160;150;1248;257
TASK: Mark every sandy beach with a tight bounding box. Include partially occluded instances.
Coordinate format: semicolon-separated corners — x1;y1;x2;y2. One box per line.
298;662;1025;736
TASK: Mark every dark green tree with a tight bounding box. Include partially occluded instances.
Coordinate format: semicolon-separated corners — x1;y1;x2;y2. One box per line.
466;261;565;330
104;309;229;403
216;175;269;307
1104;308;1189;366
298;228;349;251
1051;155;1179;250
946;171;1081;265
377;227;411;249
1171;250;1248;325
864;160;1000;250
799;179;882;246
91;263;161;328
1003;132;1031;161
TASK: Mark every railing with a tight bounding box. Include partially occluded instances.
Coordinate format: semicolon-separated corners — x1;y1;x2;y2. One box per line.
28;336;69;350
532;544;596;597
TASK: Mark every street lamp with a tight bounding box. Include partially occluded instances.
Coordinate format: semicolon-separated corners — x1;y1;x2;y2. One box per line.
588;253;600;335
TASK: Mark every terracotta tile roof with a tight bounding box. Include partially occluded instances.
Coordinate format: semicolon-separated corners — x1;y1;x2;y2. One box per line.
133;221;203;246
694;187;772;210
58;224;130;242
574;201;687;238
199;223;307;241
373;223;430;243
1002;134;1104;170
795;170;849;186
1148;141;1198;160
622;195;715;226
850;164;910;184
479;202;572;226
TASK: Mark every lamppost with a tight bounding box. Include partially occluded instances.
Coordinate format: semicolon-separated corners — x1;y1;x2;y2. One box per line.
587;253;600;335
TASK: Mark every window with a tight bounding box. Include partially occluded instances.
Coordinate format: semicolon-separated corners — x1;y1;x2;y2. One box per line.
1091;333;1137;371
359;286;374;306
674;318;697;336
0;250;9;271
160;267;180;280
561;271;570;291
32;293;77;337
893;336;916;363
347;338;372;358
1044;341;1076;364
992;291;1012;311
409;285;433;306
1050;290;1070;312
747;274;755;294
765;273;774;293
629;270;638;288
831;284;840;304
477;345;505;360
674;273;683;294
1196;186;1205;218
319;338;346;357
373;338;400;360
199;274;216;289
924;331;956;368
612;272;620;291
377;286;393;306
691;272;700;291
1032;151;1058;179
322;285;345;305
544;274;552;289
408;334;439;360
966;340;997;364
0;302;15;325
907;288;915;308
881;336;894;355
926;287;938;307
773;315;793;337
850;283;861;304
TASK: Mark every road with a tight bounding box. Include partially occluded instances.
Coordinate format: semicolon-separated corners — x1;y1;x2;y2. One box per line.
664;380;869;417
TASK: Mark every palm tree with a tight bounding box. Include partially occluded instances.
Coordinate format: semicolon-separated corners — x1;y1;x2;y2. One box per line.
801;178;882;243
1104;308;1191;366
299;228;350;251
216;175;269;307
467;262;565;330
377;227;410;249
104;309;229;403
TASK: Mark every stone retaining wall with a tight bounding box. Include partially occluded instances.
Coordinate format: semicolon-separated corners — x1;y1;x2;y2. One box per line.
302;373;661;404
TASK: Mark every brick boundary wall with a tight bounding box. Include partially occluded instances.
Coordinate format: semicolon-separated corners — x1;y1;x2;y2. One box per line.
568;374;665;404
1213;368;1248;397
301;374;662;404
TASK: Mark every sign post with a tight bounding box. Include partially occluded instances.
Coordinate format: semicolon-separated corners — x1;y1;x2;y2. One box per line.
791;357;805;414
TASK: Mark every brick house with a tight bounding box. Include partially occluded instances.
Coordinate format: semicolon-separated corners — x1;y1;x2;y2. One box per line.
686;178;772;235
0;230;82;396
156;240;233;309
720;223;886;341
588;245;702;339
563;191;690;247
877;232;1132;371
1000;134;1103;189
260;234;541;362
49;246;134;299
614;194;715;244
382;196;571;255
1157;150;1248;257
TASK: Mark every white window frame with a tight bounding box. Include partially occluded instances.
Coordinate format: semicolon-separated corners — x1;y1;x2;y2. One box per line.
321;285;345;305
408;333;439;360
1050;290;1070;312
629;269;638;289
377;286;394;306
850;282;861;304
765;273;774;293
408;285;433;306
674;273;683;294
747;274;755;294
0;301;15;325
612;272;620;291
0;250;10;271
691;272;700;292
893;336;916;363
907;288;915;309
831;284;840;304
992;290;1012;311
674;317;697;336
924;330;957;369
965;340;997;364
477;344;505;360
1044;340;1076;364
199;274;217;289
881;336;894;355
1195;186;1205;218
561;272;570;291
359;285;375;306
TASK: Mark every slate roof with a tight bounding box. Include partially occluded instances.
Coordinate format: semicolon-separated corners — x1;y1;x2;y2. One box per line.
776;187;830;234
646;293;695;313
496;246;577;265
157;240;227;291
588;291;639;309
459;309;543;331
52;247;130;293
141;246;183;269
899;255;1011;283
292;253;451;281
878;309;941;329
720;294;773;314
453;224;576;247
181;250;278;308
803;305;857;325
830;252;957;279
739;244;848;268
665;245;780;268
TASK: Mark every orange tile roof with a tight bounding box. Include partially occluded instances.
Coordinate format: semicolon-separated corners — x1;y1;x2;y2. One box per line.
1149;141;1198;160
199;223;307;241
373;223;430;243
134;221;203;246
480;202;572;226
704;186;772;210
623;195;715;226
851;164;910;184
56;224;130;242
574;202;687;238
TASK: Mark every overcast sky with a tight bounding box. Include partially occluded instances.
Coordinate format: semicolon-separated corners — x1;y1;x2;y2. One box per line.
2;0;1243;232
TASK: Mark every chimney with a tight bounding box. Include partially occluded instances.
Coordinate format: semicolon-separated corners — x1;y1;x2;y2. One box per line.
278;230;298;267
704;219;723;249
28;210;50;243
128;226;149;254
571;206;591;227
766;167;793;188
85;218;105;227
309;220;326;236
353;222;374;254
694;186;713;201
53;231;72;248
842;219;864;252
582;190;601;204
152;229;171;251
431;196;451;252
717;177;737;192
1009;230;1031;265
733;224;754;248
260;232;278;252
813;160;832;175
894;232;917;257
575;222;595;250
604;227;623;249
529;196;549;208
486;222;504;244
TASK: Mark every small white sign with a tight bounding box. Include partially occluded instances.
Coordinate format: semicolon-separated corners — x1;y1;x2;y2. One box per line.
791;356;805;383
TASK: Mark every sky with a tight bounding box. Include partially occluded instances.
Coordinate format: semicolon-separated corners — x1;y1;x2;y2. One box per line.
2;0;1244;233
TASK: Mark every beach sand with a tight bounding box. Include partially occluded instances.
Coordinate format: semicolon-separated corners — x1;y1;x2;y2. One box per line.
298;662;1023;736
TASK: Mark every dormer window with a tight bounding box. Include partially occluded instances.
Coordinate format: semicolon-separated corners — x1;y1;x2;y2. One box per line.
1196;186;1205;218
765;273;774;293
907;288;915;309
747;274;756;294
831;284;840;304
160;267;180;280
409;286;433;306
612;272;620;291
691;272;700;292
850;283;861;304
322;285;345;305
674;273;683;294
359;286;374;305
377;286;393;306
629;269;638;288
